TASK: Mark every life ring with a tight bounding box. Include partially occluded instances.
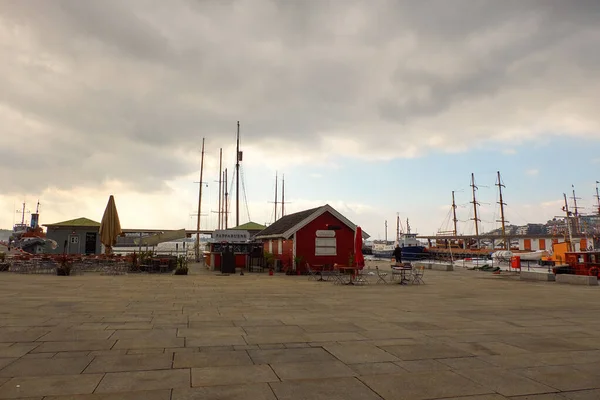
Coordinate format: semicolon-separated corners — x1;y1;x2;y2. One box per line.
589;267;599;277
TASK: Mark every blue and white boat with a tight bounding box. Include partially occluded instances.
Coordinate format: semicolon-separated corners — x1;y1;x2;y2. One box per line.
372;217;427;261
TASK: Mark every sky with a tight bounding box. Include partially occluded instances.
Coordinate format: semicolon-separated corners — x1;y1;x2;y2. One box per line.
1;0;599;240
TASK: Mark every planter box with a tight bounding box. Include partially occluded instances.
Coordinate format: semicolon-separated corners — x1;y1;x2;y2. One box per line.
520;271;555;282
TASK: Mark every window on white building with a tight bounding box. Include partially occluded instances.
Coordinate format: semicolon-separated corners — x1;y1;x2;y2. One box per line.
315;237;336;256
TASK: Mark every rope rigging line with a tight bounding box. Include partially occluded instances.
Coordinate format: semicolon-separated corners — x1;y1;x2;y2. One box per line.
240;165;251;223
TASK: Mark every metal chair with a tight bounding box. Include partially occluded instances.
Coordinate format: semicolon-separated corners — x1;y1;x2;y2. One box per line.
306;262;319;281
410;266;425;285
353;269;370;285
375;266;388;284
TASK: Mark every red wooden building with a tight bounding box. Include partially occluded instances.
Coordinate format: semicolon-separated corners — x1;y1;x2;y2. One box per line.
255;204;369;272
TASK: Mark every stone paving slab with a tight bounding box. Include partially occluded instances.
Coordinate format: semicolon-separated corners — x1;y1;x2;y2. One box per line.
37;330;115;342
518;366;600;392
323;342;399;364
360;370;493;399
191;365;278;387
84;354;173;373
270;377;382;400
270;360;356;380
0;345;39;359
248;348;336;365
32;341;114;353
454;367;558;397
173;350;253;368
0;373;103;398
44;390;171;400
95;369;190;393
0;330;49;343
173;383;277;400
0;357;91;377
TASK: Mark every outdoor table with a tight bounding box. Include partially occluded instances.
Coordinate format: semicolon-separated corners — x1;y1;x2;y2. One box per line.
313;264;326;281
335;264;359;285
391;265;412;285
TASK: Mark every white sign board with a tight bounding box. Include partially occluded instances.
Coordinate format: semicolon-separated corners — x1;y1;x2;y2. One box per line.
316;230;336;238
213;230;250;242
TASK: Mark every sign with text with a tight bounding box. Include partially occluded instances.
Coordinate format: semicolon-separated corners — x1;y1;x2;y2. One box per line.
213;230;250;242
316;230;336;238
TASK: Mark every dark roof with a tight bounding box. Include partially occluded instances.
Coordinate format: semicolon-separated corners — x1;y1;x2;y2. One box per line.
255;207;321;238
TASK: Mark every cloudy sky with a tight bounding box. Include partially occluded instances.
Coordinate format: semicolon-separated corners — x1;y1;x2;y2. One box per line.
1;0;599;239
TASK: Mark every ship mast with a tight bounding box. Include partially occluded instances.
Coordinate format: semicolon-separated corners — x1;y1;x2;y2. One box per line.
563;193;574;251
218;148;223;229
273;171;278;222
571;185;581;234
195;138;205;262
406;218;411;235
451;191;458;236
595;181;600;215
496;171;508;249
224;168;228;229
281;174;285;217
16;201;29;226
470;173;480;249
396;213;400;244
235;121;241;227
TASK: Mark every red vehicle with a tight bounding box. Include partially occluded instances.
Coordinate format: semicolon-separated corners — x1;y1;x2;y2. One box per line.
553;251;600;278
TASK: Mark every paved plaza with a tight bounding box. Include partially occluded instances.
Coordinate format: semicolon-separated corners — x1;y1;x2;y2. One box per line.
0;264;599;399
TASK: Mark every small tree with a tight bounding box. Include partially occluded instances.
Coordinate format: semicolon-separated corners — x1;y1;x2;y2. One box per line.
294;255;304;271
264;252;275;269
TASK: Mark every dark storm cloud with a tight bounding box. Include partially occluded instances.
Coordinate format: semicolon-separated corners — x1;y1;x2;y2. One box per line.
1;0;599;193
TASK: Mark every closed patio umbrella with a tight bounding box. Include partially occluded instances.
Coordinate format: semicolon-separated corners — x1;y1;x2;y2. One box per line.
354;226;365;270
99;195;122;255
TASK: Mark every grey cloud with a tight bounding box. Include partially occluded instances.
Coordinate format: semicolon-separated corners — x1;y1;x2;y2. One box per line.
1;0;599;194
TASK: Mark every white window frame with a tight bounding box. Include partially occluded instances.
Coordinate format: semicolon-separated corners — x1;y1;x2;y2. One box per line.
315;237;336;256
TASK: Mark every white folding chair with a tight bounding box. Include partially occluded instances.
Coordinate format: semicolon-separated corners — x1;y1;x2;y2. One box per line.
410;266;425;285
375;266;388;284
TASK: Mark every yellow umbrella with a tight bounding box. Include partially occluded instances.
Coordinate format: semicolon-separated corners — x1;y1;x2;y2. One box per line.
99;195;122;255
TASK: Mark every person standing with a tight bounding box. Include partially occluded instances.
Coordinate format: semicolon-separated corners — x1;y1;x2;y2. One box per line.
392;245;402;264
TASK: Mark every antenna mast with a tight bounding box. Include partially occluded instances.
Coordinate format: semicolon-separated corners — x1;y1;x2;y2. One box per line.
218;148;222;229
195;138;205;262
384;220;388;243
470;173;480;249
451;191;458;236
496;171;508;249
563;193;573;251
235;121;241;227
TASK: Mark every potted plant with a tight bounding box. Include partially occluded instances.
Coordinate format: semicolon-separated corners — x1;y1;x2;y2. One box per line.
294;255;304;275
0;252;8;272
264;252;275;273
56;253;72;276
174;255;188;275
